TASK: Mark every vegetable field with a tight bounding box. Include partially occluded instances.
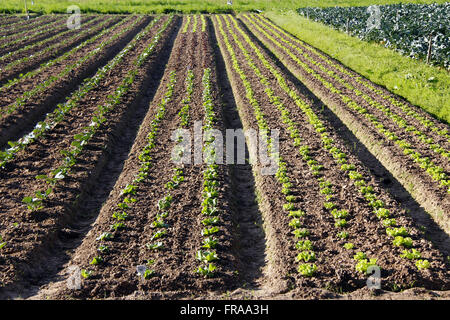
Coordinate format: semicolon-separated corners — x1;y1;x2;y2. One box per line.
0;13;448;300
298;3;450;68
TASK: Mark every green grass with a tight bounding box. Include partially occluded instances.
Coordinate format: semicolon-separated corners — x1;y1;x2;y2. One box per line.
1;0;449;14
265;10;450;124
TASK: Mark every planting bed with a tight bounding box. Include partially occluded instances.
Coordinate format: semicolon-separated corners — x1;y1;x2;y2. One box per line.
0;13;448;300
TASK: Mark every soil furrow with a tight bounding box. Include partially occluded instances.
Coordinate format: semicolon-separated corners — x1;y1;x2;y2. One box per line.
242;15;450;174
238;14;450;234
0;16;145;148
0;15;52;37
0;16;67;55
217;14;449;292
0;15;102;76
0;15;179;293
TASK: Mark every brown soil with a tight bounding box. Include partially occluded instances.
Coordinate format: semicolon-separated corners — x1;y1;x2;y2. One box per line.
0;15;52;37
0;15;178;293
0;16;66;54
0;15;34;28
0;16;146;148
238;14;450;234
0;14;447;301
30;16;239;300
0;15;103;80
214;15;449;292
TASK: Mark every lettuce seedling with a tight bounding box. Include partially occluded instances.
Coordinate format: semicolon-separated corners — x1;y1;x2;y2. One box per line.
359;186;374;195
22;188;51;211
285;195;296;203
281;186;291;195
96;232;113;241
323;202;336;210
296;251;316;262
401;249;421;260
348;171;363;180
121;184;138;196
393;236;413;248
151;230;167;240
289;210;306;218
196;250;218;263
0;235;6;249
334;219;347;228
320;187;333;195
355;258;378;274
81;269;92;279
297;263;317;277
283;203;295;211
415;259;430;270
90;256;103;265
157;195;173;210
201;226;219;236
354;180;366;187
201;206;218;216
295;240;313;251
386;227;408;237
196;263;216;277
353;252;367;261
289;218;302;229
375;208;390;219
202;237;218;249
293;228;309;238
151;219;168;228
341;164;355;171
123;197;137;204
382;218;397;227
117;202;130;210
112;211;128;221
343;242;354;250
202;217;219;226
110;222;125;231
97;245;109;253
146;242;164;250
368;199;384;209
143;269;155;279
331;209;349;219
337;231;349;239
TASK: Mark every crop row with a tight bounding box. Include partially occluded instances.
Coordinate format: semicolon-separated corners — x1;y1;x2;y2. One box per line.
241;14;449;193
0;14;56;39
20;16;174;213
227;15;432;271
0;16;120;95
216;15;319;276
253;14;450;144
0;16;66;52
0;14;40;31
250;14;450;159
196;67;222;277
0;16;137;117
0;17;163;169
181;15;206;34
225;15;383;275
0;15;101;71
182;15;191;33
87;70;177;279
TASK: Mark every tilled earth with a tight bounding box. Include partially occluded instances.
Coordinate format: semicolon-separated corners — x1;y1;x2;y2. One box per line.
0;14;448;300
